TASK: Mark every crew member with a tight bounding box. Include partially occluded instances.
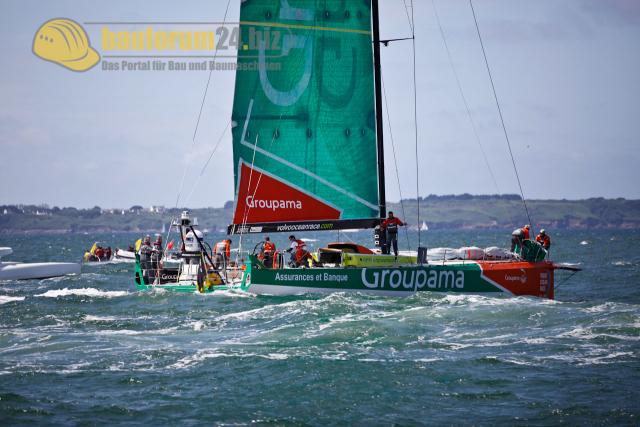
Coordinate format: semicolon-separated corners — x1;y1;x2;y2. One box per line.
94;245;105;261
213;239;232;269
139;236;153;282
510;228;523;253
536;229;551;250
149;235;164;281
381;211;406;257
522;224;531;240
153;234;163;251
261;236;276;268
286;235;313;267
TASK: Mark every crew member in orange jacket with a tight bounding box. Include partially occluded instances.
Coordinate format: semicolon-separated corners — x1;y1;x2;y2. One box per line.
213;239;232;269
261;236;276;268
381;211;406;257
535;229;551;250
286;235;313;267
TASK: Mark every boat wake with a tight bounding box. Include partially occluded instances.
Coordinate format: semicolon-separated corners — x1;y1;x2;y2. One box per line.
35;287;129;298
0;295;25;304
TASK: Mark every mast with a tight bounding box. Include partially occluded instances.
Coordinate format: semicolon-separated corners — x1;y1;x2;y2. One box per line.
372;0;386;220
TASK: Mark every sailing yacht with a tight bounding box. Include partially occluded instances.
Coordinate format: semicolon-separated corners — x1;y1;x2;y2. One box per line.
133;0;579;297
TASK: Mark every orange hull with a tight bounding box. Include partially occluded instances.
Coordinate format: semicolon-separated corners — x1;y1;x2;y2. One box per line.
477;260;555;298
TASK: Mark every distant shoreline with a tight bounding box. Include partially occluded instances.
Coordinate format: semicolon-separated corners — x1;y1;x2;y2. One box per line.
2;195;639;233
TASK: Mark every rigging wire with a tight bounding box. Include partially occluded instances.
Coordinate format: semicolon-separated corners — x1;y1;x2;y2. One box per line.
174;0;233;208
184;119;232;206
431;0;501;194
401;0;414;34
381;72;411;252
236;111;285;264
469;0;533;227
409;0;421;249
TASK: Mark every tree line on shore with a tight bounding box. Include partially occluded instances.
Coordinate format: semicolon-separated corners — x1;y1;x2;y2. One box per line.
1;194;638;234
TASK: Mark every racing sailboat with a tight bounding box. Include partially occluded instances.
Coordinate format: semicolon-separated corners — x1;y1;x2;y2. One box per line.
134;0;579;297
224;0;579;298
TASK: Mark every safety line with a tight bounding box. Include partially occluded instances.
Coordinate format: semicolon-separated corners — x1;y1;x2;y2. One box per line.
469;0;533;227
431;0;500;194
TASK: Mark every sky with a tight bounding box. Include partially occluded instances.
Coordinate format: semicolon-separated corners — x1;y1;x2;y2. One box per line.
0;0;639;209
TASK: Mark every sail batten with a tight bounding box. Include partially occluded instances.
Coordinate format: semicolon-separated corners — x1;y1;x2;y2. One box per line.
230;1;382;234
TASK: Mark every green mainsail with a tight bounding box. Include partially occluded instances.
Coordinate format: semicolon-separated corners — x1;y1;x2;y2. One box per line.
230;0;381;233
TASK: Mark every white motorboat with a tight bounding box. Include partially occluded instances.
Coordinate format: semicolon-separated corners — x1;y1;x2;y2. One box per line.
0;247;80;280
113;248;136;261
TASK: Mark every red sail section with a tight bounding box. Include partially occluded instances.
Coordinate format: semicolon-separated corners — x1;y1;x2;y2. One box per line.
233;164;341;224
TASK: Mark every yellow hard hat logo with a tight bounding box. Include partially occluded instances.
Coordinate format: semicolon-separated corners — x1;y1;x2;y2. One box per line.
33;18;100;72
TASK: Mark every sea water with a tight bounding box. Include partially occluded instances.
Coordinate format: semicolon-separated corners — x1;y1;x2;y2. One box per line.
0;229;638;425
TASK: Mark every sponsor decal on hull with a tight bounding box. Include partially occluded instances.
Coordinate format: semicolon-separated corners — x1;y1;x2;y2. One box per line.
249;262;507;295
361;268;464;291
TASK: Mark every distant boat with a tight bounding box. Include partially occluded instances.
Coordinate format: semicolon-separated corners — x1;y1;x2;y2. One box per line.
0;247;80;280
83;242;112;262
420;221;429;231
113;248;136;262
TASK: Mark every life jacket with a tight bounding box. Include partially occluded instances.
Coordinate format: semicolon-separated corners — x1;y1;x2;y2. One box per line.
214;241;231;258
293;240;309;260
522;227;530;240
263;241;276;253
536;234;550;248
382;217;403;234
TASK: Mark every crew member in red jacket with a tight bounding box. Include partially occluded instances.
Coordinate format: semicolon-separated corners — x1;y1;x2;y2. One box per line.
535;229;551;250
286;235;313;267
381;211;406;257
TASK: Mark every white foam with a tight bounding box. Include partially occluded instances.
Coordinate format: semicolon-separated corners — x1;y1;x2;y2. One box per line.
436;293;557;308
35;288;129;298
580;240;589;245
169;350;233;369
260;353;288;360
200;289;254;298
191;321;205;331
83;315;120;322
0;295;25;304
96;327;177;336
414;357;443;363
